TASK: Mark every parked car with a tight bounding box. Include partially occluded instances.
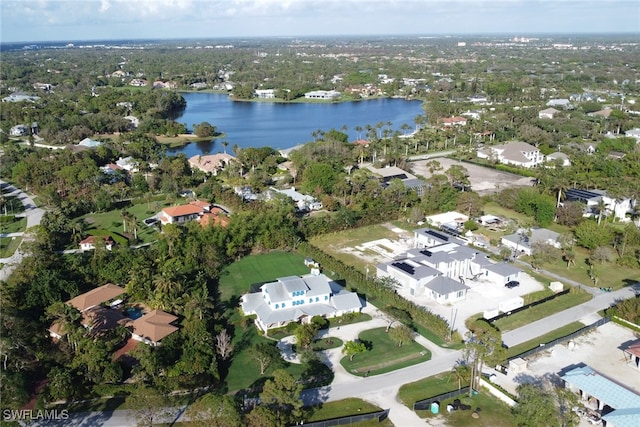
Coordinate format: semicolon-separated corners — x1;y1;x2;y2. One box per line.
505;280;520;288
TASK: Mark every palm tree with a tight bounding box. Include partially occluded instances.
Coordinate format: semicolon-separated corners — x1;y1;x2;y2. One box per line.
449;363;470;391
185;284;215;321
596;199;607;225
354;125;363;140
222;140;229;154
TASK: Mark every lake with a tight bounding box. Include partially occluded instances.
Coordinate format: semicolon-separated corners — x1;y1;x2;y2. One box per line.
168;92;424;157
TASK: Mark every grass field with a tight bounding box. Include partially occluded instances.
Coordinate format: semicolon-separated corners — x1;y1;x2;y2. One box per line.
399;375;516;425
491;288;592;332
0;236;22;257
340;327;431;376
530;245;640;290
399;373;461;408
309;224;404;272
217;251;310;301
505;321;586;358
420;393;516;426
81;200;174;246
305;398;393;426
0;216;27;234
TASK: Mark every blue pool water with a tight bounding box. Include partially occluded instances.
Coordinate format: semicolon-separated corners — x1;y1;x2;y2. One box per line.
125;307;144;320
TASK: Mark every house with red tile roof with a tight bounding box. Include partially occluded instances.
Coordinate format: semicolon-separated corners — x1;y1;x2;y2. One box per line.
199;209;230;228
439;116;467;127
79;235;115;251
158;204;204;225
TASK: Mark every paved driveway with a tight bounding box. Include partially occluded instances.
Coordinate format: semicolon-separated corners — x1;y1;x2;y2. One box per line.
0;179;45;281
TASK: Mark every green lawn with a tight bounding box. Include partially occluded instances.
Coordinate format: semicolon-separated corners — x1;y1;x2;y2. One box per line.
0;236;22;257
505;321;586;358
399;375;516;425
217;251;310;301
421;393;516;426
0;216;27;234
492;288;592;332
531;246;640;290
305;398;393;426
81;200;172;246
340;327;431;376
399;373;461;408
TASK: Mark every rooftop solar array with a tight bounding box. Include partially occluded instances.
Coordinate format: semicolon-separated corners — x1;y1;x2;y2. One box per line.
426;229;449;241
565;188;602;201
392;262;415;275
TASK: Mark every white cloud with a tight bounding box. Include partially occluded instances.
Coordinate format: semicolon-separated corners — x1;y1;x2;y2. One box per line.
99;0;111;13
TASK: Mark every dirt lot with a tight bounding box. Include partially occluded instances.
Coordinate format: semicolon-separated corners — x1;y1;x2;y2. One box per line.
410;158;535;195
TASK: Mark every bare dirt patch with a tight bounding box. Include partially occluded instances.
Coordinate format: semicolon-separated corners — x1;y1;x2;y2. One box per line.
410;158;535;195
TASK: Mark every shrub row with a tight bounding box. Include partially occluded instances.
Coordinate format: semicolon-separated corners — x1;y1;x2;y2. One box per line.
297;242;454;344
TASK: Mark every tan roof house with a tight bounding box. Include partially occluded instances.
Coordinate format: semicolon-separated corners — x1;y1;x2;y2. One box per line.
588;108;613;118
188;153;237;175
68;283;125;312
131;310;179;346
49;283;126;339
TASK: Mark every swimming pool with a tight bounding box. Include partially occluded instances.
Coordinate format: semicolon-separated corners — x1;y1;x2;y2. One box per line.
125;307;144;320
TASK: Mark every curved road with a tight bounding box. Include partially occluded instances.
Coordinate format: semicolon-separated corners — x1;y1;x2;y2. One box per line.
0;179;45;282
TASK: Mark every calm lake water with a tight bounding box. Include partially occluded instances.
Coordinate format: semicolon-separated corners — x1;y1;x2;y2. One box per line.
169;92;424;157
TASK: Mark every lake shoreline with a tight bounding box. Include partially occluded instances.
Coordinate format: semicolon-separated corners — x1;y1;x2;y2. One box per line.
180;90;422;106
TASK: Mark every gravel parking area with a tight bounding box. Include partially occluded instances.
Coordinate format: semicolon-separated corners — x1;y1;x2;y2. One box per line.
411;158;535;195
489;321;640;395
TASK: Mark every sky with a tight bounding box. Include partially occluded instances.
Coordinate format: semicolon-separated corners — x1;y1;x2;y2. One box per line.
1;0;639;43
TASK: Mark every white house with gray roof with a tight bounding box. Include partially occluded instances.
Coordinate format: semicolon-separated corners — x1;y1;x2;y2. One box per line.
477;141;544;168
501;228;561;256
377;232;523;302
240;274;362;332
270;187;322;211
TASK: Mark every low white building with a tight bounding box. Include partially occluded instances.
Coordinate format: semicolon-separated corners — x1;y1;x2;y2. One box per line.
546;152;571;167
255;89;276;99
538;107;560;119
240;274;363;332
270;187;322;211
9;124;28;136
304;90;341;100
501;228;561;256
565;188;636;222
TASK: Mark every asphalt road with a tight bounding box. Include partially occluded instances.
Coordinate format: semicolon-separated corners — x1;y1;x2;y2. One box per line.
0;179;45;282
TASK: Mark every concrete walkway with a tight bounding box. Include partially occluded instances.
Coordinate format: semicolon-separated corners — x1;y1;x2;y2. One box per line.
286;304;459;426
0;179;45;281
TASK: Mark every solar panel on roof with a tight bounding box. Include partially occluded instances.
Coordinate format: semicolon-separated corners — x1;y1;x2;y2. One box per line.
426;229;449;241
420;250;433;257
392;262;415;275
